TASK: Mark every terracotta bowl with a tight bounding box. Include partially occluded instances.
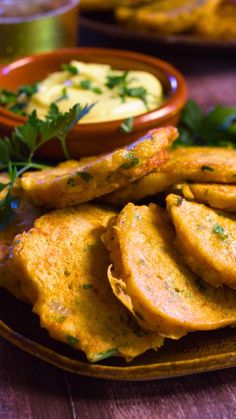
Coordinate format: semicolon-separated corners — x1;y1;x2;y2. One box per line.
0;47;187;160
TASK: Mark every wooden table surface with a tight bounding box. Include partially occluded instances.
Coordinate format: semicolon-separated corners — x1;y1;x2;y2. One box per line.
1;27;236;419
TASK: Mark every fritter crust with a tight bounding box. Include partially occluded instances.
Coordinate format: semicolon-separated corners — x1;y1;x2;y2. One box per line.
172;182;236;212
103;203;236;338
116;0;220;34
0;197;40;301
167;194;236;288
102;146;236;206
6;204;163;362
21;127;177;209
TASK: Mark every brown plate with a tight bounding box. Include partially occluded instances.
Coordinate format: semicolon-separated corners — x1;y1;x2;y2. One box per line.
1;287;236;380
80;11;236;50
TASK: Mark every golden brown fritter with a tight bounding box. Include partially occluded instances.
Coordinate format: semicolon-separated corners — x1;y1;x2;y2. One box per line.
102;146;236;207
6;204;163;362
194;0;236;39
103;202;236;338
21;127;177;209
0;197;40;301
167;194;236;288
172;182;236;212
116;0;220;34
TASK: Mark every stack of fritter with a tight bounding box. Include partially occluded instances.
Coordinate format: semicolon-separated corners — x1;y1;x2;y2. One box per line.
3;125;236;363
81;0;236;40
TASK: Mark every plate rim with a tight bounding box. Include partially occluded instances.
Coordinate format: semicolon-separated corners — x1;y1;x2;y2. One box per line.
1;319;236;381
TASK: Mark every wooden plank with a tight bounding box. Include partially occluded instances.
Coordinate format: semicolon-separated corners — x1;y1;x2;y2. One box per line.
66;368;236;419
0;339;72;419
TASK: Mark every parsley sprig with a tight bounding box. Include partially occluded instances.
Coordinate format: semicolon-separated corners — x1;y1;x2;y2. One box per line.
0;102;93;229
174;100;236;148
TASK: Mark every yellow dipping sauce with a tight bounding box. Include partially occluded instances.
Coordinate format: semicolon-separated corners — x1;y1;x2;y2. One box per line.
26;61;163;123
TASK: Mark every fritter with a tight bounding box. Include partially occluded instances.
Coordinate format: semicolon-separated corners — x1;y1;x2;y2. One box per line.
103;203;236;338
0;197;40;301
194;0;236;39
21;127;177;209
173;182;236;212
167;194;236;288
6;204;163;362
116;0;220;34
102;146;236;207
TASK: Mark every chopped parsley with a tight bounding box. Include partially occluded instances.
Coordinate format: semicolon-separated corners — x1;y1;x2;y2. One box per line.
18;83;38;97
176;196;183;206
78;79;102;94
106;71;148;107
121;152;140;169
67;335;79;347
106;72;128;89
61;63;79;75
82;283;93;290
201;165;214;172
77;171;93;182
0;84;39;116
92;349;119;362
120;117;134;134
67;177;76;187
212;223;228;240
55;87;69;103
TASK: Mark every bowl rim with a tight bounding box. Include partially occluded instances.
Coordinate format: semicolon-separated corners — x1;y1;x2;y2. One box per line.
0;47;187;131
0;0;80;24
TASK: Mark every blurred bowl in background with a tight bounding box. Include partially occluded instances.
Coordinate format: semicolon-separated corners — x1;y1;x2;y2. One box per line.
0;47;187;160
0;0;80;64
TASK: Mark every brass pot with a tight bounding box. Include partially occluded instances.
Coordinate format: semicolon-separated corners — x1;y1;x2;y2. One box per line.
0;0;80;64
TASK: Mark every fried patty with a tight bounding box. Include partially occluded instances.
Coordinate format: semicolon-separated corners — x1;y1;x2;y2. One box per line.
194;0;236;39
102;146;236;206
0;197;40;301
167;194;236;288
21;127;177;209
6;204;163;362
173;182;236;212
103;203;236;338
116;0;220;34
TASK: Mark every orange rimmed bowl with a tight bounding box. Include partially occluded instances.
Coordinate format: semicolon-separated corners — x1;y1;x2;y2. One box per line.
0;47;187;160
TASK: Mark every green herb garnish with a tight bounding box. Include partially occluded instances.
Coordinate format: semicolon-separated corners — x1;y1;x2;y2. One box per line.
77;171;93;182
212;223;228;240
177;196;183;206
92;349;119;362
106;71;148;107
201;165;214;172
67;335;79;347
106;72;129;89
174;99;236;148
61;63;79;75
120;117;134;133
79;79;102;94
82;283;93;290
0;84;38;116
0;102;93;230
121;152;140;169
18;83;38;97
55;87;69;103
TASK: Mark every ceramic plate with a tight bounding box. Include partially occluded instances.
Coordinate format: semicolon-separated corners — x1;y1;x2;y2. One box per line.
1;288;236;380
80;11;236;50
